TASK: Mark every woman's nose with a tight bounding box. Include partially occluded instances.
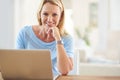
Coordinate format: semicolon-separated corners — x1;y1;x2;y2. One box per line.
47;16;53;22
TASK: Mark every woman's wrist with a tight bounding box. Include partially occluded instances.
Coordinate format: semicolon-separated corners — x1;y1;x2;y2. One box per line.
55;35;61;41
56;40;63;45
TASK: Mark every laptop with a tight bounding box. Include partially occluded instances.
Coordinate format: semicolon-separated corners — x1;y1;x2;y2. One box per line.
0;49;57;80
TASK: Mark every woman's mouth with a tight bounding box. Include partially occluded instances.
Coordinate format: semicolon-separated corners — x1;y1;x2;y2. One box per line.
46;23;54;27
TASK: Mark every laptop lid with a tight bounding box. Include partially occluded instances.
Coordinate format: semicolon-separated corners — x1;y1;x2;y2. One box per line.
0;49;53;80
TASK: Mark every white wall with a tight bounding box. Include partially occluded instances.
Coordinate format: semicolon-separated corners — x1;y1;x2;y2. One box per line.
97;0;109;50
0;0;40;49
110;0;120;30
0;0;15;49
14;0;40;40
71;0;89;36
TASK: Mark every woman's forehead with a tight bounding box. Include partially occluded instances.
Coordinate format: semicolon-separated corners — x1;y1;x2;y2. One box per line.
41;2;61;13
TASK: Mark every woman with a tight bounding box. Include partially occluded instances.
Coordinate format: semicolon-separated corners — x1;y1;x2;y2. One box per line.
16;0;74;75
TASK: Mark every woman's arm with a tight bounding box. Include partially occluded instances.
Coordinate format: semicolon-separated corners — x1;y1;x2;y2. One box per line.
56;43;73;75
51;27;74;75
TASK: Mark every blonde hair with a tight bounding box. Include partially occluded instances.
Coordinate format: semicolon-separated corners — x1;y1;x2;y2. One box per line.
37;0;68;36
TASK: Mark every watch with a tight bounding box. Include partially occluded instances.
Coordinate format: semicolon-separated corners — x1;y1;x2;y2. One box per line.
56;40;63;45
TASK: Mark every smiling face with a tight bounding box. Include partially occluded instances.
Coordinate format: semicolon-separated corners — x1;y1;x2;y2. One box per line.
40;2;61;28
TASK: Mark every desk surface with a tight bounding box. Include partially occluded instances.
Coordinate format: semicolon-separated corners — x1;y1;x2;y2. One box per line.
57;75;120;80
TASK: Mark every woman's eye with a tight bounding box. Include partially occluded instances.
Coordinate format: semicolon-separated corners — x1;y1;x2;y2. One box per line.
53;13;57;17
43;13;48;16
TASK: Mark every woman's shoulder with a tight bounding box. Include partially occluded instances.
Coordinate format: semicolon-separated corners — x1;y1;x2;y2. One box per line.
20;25;32;31
17;25;33;36
19;25;39;33
62;34;73;41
